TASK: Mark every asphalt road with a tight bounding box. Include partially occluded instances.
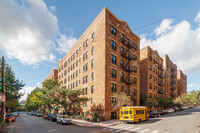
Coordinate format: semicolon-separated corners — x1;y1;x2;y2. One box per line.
4;107;200;133
4;114;102;133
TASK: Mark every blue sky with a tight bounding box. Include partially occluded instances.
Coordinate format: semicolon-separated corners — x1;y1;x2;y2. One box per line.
1;0;200;101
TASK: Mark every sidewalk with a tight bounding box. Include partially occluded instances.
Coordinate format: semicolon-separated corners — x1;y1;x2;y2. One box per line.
2;122;15;133
72;119;120;127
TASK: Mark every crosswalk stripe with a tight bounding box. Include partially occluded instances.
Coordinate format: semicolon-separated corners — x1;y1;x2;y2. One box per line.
151;130;159;133
139;129;150;133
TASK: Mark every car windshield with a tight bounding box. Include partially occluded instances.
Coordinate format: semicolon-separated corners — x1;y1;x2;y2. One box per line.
10;114;14;117
62;115;69;118
52;114;56;116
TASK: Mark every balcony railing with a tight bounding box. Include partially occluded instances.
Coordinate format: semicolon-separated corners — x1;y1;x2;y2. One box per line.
158;89;165;94
120;77;137;85
158;73;164;78
158;82;165;86
120;51;135;60
171;68;176;72
158;65;163;71
171;74;176;78
121;65;136;72
171;81;176;84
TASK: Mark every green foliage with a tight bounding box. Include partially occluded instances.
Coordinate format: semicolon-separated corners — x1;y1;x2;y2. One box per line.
25;79;88;115
140;93;157;108
157;96;173;107
178;91;200;105
0;61;25;111
0;117;5;127
93;113;98;122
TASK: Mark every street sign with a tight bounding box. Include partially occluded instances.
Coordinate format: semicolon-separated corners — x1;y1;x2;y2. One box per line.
0;94;6;102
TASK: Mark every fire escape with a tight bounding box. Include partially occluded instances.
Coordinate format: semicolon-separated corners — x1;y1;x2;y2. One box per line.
120;34;137;105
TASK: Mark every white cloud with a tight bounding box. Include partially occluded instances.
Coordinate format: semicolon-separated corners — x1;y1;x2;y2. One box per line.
140;12;200;74
0;0;76;66
56;34;77;54
50;6;56;12
36;82;42;87
194;12;200;24
19;86;35;102
188;84;200;88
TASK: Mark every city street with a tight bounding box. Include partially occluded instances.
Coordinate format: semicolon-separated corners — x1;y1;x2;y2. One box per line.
3;107;200;133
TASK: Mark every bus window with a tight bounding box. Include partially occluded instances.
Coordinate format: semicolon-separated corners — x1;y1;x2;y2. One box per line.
130;110;132;114
124;111;129;114
121;111;123;114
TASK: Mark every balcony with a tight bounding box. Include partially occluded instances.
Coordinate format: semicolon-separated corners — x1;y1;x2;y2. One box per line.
120;51;134;60
171;68;176;72
171;80;176;84
171;74;176;78
158;73;164;78
158;65;163;71
120;77;137;85
121;65;135;72
121;38;131;48
171;87;176;90
158;89;165;94
158;82;164;86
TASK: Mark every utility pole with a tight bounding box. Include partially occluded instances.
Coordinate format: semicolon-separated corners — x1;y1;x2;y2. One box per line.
1;56;5;120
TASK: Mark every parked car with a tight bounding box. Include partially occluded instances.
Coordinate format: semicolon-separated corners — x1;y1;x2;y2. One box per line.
47;114;51;120
48;113;57;121
12;112;19;117
168;108;175;113
172;107;179;112
37;113;43;117
153;110;160;117
5;114;15;122
160;109;170;115
148;111;157;118
43;114;48;119
57;115;72;125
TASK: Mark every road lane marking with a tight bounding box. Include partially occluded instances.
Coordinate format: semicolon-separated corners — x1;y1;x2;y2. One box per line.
139;129;150;133
151;130;159;133
48;129;58;132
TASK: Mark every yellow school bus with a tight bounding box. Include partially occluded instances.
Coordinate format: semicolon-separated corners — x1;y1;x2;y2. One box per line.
120;106;149;123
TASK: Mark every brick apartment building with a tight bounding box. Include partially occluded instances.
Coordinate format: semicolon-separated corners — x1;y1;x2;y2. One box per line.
163;54;178;98
57;7;140;120
45;68;58;80
140;46;164;108
177;69;187;96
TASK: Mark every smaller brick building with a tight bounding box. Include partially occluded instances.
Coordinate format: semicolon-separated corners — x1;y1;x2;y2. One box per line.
177;69;187;96
140;46;164;108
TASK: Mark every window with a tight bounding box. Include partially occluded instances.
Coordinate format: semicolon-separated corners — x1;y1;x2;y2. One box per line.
79;47;81;51
121;47;124;53
83;65;85;73
76;70;78;77
149;93;152;98
111;69;117;78
121;34;124;42
133;77;137;84
91;85;94;94
91;33;94;41
111;26;116;36
121;60;124;67
111;54;117;64
127;38;130;46
85;87;88;95
64;61;67;68
149;74;152;80
149;65;152;71
121;72;124;80
86;39;88;47
91;46;94;55
149;55;152;62
76;49;78;56
91;72;94;81
76;80;78;87
121;85;124;92
83;77;85;84
85;101;87;107
133;66;137;73
86;63;88;71
91;98;93;104
91;59;94;68
86;75;88;83
79;58;81;62
111;83;117;92
76;60;78;67
133;43;137;51
149;83;152;89
111;40;117;50
134;89;137;95
86;51;88;60
111;97;116;106
133;54;137;62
